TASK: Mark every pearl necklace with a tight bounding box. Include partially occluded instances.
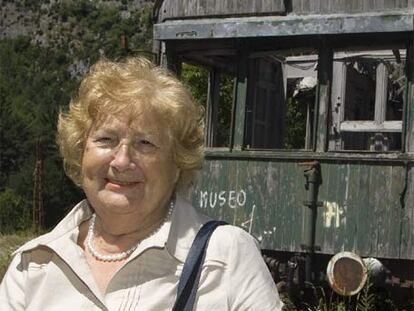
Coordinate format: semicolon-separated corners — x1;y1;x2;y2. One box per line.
86;200;174;262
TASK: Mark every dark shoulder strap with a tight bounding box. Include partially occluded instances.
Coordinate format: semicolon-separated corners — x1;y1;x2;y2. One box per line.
172;220;227;311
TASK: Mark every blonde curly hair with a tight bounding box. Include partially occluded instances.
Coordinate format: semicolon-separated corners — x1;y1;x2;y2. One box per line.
57;57;204;191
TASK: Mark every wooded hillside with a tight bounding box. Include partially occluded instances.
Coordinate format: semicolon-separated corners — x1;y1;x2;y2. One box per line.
0;0;154;231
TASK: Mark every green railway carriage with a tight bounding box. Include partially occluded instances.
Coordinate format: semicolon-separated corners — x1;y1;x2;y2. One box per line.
153;0;414;301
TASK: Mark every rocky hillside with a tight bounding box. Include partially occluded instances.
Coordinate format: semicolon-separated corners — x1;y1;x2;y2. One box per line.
1;0;154;49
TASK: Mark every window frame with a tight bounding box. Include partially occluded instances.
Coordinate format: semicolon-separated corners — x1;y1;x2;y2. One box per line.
329;49;406;152
244;51;319;151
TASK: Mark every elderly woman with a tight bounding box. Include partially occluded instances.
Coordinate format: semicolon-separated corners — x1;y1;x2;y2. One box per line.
0;57;283;310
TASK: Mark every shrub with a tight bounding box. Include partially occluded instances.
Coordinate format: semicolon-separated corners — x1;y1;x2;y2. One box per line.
0;188;31;234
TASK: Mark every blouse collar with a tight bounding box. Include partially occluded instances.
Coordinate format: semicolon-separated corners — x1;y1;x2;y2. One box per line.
14;196;210;264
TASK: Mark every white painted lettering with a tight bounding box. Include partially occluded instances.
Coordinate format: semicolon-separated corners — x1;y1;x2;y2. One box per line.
218;191;226;206
209;192;218;209
236;190;246;206
228;191;237;209
198;190;248;209
323;201;343;228
199;191;208;209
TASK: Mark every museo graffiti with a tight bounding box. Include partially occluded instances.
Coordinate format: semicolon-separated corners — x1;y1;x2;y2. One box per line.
199;190;247;209
198;191;344;229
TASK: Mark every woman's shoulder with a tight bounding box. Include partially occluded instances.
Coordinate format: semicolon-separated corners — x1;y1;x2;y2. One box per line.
205;223;261;264
173;197;262;264
14;200;90;255
211;223;257;244
13;232;53;256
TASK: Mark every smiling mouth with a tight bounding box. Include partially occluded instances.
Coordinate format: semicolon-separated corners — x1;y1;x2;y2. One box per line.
105;178;141;187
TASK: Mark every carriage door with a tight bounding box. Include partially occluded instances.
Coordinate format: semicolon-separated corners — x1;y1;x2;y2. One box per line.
245;57;285;149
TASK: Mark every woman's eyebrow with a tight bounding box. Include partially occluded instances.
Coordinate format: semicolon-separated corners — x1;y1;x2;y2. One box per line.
131;126;161;136
90;127;118;136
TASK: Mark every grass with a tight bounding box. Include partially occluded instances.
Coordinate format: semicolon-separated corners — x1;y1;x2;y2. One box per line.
279;278;404;311
303;281;402;311
0;231;37;281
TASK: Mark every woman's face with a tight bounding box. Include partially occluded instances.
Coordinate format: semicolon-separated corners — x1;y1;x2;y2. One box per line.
81;111;179;219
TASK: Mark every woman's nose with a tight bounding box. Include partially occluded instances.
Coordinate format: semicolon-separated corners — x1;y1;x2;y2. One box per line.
110;144;136;171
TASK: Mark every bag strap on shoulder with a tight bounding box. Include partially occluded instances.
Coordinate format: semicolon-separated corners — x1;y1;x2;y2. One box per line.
172;220;227;311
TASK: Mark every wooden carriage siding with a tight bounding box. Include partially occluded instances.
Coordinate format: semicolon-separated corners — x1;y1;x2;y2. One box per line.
157;0;414;21
155;0;414;41
154;0;414;266
193;159;412;260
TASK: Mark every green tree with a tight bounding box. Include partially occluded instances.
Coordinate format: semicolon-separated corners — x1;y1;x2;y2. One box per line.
0;188;29;233
0;1;154;231
0;37;82;230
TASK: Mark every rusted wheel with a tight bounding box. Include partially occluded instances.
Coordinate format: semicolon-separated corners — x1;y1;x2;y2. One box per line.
326;251;367;296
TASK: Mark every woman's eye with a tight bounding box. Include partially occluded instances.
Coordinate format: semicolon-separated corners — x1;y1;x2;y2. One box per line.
136;139;156;152
97;137;111;142
94;137;115;145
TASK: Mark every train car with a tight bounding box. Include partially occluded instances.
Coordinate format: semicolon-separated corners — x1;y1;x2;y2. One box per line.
152;0;414;304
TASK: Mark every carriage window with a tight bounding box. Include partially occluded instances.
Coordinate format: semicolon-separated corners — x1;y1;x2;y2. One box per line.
329;49;405;151
181;63;234;148
205;70;234;147
181;63;209;108
244;52;317;150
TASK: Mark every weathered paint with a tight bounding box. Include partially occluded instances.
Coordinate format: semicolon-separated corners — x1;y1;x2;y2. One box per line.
400;165;414;258
158;0;413;21
190;159;412;260
231;48;248;150
204;149;414;162
322;201;344;229
315;48;333;152
159;0;285;21
405;43;414;152
154;12;414;40
292;0;414;14
205;69;220;147
157;0;414;270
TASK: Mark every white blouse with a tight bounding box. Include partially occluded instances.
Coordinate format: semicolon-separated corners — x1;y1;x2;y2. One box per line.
0;197;283;310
